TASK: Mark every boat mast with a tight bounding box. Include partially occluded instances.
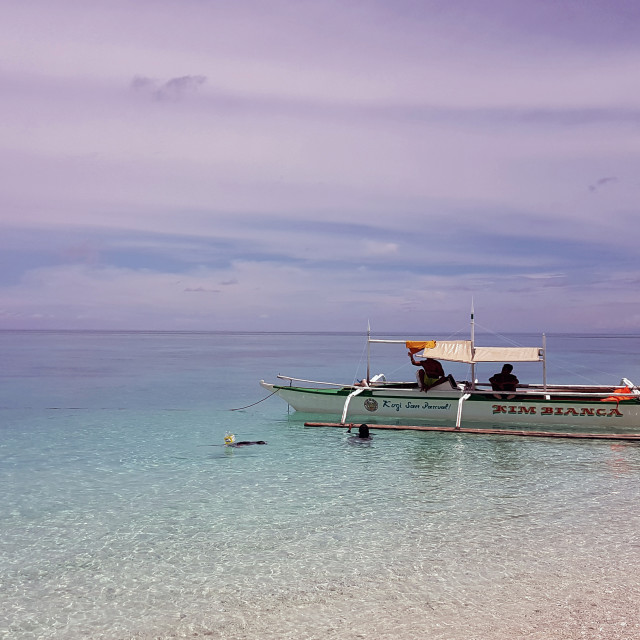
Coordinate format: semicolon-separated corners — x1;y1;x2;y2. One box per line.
470;301;476;390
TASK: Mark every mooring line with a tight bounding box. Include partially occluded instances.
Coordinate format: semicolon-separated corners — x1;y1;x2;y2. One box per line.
230;390;278;411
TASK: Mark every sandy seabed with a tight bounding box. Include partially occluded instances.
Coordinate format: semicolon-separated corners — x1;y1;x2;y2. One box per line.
128;558;640;640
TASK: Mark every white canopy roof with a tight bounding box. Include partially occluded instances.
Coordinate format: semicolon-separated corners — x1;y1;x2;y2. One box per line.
417;340;541;364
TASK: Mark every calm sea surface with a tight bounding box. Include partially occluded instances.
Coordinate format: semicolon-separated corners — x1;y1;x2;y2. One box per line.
2;331;640;639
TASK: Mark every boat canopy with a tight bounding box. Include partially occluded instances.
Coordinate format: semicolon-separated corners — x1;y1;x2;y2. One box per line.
408;340;542;364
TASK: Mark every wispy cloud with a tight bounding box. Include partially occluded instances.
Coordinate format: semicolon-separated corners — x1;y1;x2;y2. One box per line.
589;176;618;192
183;286;220;293
131;75;207;101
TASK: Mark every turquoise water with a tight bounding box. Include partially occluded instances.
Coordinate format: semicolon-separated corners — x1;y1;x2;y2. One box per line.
2;331;640;639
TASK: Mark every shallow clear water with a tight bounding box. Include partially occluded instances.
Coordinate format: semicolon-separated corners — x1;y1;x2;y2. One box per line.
1;331;640;639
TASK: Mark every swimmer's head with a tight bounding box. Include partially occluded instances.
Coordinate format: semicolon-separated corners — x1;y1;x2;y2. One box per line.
358;424;370;438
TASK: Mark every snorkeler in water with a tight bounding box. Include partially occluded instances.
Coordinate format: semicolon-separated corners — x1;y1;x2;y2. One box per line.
229;440;267;447
224;433;266;447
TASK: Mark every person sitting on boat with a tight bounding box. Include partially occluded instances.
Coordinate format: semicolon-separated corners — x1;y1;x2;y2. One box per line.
489;364;519;399
408;352;448;392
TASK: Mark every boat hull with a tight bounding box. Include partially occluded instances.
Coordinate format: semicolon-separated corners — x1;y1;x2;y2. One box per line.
260;382;640;429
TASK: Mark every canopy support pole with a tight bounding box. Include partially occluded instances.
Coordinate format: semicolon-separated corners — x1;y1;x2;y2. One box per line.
542;333;547;392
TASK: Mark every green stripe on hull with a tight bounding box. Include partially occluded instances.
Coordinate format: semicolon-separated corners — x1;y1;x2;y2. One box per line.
274;385;640;406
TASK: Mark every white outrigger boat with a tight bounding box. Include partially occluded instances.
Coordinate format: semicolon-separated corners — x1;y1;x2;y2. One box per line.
261;315;640;430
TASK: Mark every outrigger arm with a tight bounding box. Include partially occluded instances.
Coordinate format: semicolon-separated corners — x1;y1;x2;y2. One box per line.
340;372;386;424
455;393;471;430
341;387;365;424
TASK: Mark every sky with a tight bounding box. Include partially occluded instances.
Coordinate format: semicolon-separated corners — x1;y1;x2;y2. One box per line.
1;0;640;333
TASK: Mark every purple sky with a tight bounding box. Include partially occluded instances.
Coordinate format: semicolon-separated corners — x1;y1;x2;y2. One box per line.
2;0;639;332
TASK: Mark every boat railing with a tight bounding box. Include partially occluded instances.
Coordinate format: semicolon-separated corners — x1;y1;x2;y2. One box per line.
276;375;639;399
516;382;639;391
277;375;350;388
470;384;638;399
276;373;391;389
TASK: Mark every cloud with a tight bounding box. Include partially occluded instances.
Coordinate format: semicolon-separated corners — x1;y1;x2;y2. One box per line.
519;273;566;281
183;286;221;293
363;241;399;256
589;176;618;192
131;74;207;101
1;249;638;333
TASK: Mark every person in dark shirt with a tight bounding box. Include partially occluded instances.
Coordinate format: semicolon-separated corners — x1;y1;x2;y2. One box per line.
489;364;519;399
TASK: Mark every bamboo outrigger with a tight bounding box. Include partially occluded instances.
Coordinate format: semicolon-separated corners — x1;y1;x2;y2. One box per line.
304;421;640;441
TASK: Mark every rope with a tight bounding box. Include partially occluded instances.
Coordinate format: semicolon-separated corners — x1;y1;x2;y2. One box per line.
352;338;368;386
229;390;278;411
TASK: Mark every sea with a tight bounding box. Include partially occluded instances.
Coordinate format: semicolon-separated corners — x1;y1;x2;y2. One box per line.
2;330;640;640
